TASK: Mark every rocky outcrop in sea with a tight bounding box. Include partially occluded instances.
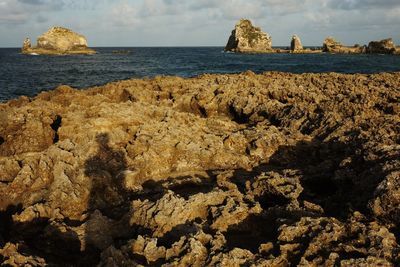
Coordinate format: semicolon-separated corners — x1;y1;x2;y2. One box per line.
322;37;366;54
368;38;396;54
224;19;399;55
0;72;399;266
21;27;96;55
225;19;272;53
290;35;303;52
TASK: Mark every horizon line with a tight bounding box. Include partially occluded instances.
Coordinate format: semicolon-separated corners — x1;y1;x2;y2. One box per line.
0;45;324;49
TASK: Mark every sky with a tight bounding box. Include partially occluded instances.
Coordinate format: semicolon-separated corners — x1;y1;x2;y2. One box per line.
0;0;399;47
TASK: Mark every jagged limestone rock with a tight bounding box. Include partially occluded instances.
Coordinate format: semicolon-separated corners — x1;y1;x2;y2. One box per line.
0;72;399;266
225;19;272;53
22;26;96;55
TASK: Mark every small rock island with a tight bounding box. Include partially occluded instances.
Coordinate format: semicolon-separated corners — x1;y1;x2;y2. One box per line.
21;27;96;55
225;19;273;53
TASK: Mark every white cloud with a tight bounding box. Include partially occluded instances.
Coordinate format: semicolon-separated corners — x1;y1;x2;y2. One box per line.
0;0;399;46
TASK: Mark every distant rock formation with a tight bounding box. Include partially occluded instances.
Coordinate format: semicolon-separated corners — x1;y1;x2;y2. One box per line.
225;19;272;53
322;37;344;53
22;27;96;55
22;38;31;52
368;38;396;54
322;37;366;54
290;35;303;51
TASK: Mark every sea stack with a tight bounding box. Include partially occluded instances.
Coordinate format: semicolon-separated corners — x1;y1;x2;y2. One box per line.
367;38;396;54
225;19;272;53
22;38;31;51
290;35;303;52
22;26;96;55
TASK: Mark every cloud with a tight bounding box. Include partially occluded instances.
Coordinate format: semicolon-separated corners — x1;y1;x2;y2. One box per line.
0;0;399;47
0;0;63;24
18;0;45;5
328;0;400;10
110;2;140;26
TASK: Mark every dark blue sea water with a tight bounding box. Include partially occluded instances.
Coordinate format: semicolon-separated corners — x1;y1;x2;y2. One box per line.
1;47;400;102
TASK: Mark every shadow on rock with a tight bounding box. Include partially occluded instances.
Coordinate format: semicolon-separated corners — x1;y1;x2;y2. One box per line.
135;172;216;202
0;205;99;266
267;139;384;218
223;137;387;255
84;133;129;219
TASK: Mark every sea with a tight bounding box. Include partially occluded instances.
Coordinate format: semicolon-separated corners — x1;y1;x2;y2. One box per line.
1;47;400;102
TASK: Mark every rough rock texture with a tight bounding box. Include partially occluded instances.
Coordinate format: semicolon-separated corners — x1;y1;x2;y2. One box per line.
225;19;272;53
322;37;366;54
290;34;303;51
368;38;397;54
0;72;399;266
22;27;96;55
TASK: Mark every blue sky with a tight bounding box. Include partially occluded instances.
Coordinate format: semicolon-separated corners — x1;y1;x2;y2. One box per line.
0;0;399;47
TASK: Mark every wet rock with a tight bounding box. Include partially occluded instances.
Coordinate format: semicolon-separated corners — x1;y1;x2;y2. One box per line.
225;19;272;53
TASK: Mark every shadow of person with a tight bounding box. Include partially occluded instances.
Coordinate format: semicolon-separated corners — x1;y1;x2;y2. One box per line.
0;134;131;266
84;133;129;220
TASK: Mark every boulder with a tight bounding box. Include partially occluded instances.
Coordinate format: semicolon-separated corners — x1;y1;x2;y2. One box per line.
367;38;396;54
290;35;303;51
225;19;272;53
22;26;96;55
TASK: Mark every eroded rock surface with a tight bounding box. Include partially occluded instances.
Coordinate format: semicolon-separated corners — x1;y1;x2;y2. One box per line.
22;26;96;55
225;19;272;53
0;72;399;266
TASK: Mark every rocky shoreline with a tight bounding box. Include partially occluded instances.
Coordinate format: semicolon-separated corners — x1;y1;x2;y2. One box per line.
0;71;399;266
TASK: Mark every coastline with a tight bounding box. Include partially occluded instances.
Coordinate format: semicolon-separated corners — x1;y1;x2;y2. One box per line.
1;71;399;265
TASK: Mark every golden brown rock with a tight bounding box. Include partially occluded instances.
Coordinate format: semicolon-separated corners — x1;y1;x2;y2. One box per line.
290;34;303;51
322;36;366;54
0;72;399;265
22;26;96;55
225;19;272;53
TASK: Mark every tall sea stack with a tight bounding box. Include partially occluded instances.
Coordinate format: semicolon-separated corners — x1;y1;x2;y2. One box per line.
225;19;272;53
290;35;303;51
